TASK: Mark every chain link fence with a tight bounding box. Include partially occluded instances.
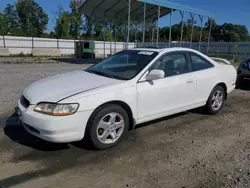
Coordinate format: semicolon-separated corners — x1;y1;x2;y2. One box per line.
138;42;250;62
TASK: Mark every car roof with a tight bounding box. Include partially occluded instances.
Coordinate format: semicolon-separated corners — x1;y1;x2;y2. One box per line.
131;47;199;53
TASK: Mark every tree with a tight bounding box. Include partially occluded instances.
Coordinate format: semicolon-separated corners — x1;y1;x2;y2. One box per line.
82;15;93;37
41;31;57;38
0;13;9;35
54;5;71;38
105;30;113;41
1;0;249;41
205;18;217;31
157;19;250;43
93;19;102;38
16;0;48;37
3;4;19;35
220;23;249;42
69;0;83;39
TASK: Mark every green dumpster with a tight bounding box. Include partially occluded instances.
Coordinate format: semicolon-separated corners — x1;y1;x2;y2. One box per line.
75;41;95;59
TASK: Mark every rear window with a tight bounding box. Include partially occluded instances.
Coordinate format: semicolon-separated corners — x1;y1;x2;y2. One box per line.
190;53;214;71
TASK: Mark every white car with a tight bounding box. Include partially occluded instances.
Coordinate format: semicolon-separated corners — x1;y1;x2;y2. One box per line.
17;48;237;149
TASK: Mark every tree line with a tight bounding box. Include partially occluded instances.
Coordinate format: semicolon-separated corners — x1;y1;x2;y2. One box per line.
0;0;249;42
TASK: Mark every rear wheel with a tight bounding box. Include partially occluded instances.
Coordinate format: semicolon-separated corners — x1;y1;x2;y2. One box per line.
205;85;225;115
85;104;129;150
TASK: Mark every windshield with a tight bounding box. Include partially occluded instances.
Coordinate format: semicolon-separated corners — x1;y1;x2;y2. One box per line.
86;50;158;80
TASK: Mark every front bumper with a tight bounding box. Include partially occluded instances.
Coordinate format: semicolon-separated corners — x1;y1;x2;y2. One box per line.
17;99;93;143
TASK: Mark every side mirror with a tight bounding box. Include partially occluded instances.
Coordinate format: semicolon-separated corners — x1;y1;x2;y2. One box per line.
146;69;165;81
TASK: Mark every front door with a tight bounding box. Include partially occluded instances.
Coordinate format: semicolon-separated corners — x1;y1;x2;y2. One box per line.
137;51;196;122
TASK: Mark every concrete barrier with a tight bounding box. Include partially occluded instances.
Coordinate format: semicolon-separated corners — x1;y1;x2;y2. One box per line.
32;48;61;57
0;48;10;56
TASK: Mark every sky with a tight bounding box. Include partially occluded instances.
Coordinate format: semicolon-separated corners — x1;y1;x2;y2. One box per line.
0;0;250;33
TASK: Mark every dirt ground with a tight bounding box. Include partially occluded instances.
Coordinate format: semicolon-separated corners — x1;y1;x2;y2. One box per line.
0;64;250;188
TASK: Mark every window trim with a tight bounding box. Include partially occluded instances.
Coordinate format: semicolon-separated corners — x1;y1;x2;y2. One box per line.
188;52;215;72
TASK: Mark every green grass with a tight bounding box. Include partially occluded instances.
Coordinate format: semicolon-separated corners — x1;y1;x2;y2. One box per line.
229;61;240;67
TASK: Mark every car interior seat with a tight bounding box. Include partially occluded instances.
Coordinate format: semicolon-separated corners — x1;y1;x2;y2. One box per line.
176;60;188;74
161;59;178;77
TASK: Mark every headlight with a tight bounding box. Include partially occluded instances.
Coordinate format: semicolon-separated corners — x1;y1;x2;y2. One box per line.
34;103;79;116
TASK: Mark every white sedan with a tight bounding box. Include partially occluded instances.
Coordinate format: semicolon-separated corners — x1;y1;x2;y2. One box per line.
17;48;237;149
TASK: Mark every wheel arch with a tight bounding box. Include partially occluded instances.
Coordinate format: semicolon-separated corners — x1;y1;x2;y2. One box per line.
86;100;135;133
215;82;228;100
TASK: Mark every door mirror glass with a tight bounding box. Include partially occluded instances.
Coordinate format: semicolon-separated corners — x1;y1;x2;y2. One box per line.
146;69;165;81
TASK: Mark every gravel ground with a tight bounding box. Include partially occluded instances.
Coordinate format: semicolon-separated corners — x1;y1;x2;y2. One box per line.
0;64;250;188
0;57;98;64
0;63;90;116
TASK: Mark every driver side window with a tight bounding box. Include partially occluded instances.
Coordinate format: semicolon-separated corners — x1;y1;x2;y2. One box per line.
150;52;190;77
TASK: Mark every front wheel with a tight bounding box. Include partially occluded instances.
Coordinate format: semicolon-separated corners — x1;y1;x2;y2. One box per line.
85;104;129;150
205;85;225;115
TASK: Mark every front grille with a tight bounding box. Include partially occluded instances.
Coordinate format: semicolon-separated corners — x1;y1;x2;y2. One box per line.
20;95;30;108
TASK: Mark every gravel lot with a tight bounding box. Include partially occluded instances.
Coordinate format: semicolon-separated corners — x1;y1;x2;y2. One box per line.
0;63;250;188
0;63;90;116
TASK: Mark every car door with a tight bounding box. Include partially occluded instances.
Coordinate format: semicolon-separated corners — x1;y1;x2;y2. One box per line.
137;51;197;122
188;52;218;105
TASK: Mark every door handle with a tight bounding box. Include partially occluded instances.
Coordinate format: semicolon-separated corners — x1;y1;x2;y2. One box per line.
186;79;194;84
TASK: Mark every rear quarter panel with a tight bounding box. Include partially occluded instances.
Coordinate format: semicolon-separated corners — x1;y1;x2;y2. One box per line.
193;52;236;95
216;64;237;93
193;67;220;104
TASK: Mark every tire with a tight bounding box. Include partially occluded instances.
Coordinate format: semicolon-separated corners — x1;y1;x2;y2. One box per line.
85;104;129;150
236;76;243;88
205;85;226;115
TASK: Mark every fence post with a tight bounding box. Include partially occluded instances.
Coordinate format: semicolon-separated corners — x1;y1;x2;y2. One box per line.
110;41;112;56
114;29;117;54
103;40;106;59
57;38;59;49
103;26;106;59
206;18;212;55
73;39;75;57
32;37;34;49
190;13;195;48
91;39;94;60
3;35;6;48
79;39;82;59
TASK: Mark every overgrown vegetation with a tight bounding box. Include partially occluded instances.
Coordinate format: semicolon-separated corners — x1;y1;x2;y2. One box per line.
0;0;249;42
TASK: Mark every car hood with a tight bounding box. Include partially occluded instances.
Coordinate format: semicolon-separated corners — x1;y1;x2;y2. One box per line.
23;71;123;104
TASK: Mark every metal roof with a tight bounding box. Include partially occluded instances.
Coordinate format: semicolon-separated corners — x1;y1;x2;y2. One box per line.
79;0;214;22
139;0;214;17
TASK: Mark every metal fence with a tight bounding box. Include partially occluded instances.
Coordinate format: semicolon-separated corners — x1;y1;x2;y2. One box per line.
138;42;250;62
1;35;250;62
87;41;137;59
0;35;76;55
0;35;137;58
